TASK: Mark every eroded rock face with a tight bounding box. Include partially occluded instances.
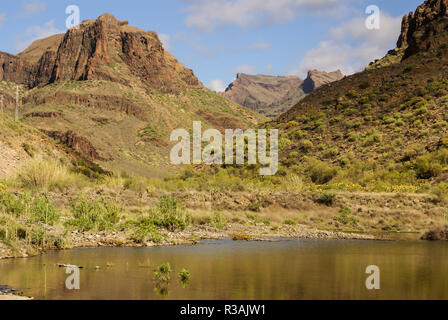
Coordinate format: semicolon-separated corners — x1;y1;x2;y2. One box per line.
397;0;448;57
41;130;102;161
1;13;199;94
0;52;34;86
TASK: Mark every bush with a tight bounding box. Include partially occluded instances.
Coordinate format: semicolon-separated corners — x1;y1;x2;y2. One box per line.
300;140;314;152
129;218;163;243
307;158;338;184
210;211;227;229
414;156;442;179
346;90;359;98
430;183;448;203
333;207;358;225
65;198;122;231
29;194;60;225
149;196;191;231
359;81;370;89
315;192;336;206
178;269;191;284
155;263;172;282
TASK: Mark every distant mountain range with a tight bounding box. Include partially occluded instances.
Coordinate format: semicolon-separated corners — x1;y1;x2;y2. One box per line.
221;70;344;117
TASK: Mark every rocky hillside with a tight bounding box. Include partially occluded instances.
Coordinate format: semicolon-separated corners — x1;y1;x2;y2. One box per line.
221;70;343;117
0;82;89;179
0;14;264;177
269;0;448;190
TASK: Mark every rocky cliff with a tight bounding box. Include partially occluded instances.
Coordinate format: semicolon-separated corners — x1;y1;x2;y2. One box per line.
1;13;199;94
400;0;448;61
221;70;343;117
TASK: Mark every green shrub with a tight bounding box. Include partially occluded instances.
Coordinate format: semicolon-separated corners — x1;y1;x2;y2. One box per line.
347;132;359;142
155;263;172;282
307;158;338;184
300;140;314;152
29;194;60;225
65;198;122;231
430;183;448;203
383;116;395;124
346;90;359;98
129;218;163;243
315;192;336;206
283;219;296;226
178;269;191;284
149;196;191;231
414;156;442;179
359;81;370;89
333;207;357;225
210;211;227;229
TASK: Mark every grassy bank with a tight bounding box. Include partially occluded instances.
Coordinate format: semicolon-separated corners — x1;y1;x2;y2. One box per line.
0;159;446;258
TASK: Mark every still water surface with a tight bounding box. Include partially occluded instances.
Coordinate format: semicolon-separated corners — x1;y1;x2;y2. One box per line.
0;239;447;300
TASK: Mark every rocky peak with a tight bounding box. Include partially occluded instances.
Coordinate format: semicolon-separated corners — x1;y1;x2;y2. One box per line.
1;13;199;93
221;70;343;117
397;0;448;57
301;69;344;93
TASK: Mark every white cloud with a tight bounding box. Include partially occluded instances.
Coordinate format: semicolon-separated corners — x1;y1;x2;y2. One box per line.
15;20;62;52
232;64;256;74
207;79;226;92
159;33;171;51
291;12;402;77
183;0;352;31
0;14;6;28
23;1;47;17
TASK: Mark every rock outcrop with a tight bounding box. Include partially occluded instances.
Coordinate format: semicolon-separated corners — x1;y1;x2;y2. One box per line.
1;13;199;94
221;70;343;117
398;0;448;58
41;130;102;161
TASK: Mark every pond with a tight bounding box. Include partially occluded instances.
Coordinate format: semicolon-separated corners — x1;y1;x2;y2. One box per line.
0;239;447;300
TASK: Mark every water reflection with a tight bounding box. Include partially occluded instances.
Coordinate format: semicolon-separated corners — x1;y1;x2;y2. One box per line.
0;239;446;300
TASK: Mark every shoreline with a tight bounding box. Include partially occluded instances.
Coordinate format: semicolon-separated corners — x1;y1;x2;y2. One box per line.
1;188;443;261
0;222;415;261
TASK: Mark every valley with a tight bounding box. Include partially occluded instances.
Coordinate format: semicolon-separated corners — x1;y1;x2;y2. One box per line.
0;0;447;278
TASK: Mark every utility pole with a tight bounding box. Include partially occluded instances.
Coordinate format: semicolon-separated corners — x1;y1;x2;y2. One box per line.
15;86;19;122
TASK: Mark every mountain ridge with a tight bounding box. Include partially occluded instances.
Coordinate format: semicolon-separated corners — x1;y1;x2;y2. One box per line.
268;0;448;190
221;69;343;117
0;13;265;177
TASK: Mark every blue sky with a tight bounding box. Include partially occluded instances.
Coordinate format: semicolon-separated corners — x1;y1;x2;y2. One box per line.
0;0;423;91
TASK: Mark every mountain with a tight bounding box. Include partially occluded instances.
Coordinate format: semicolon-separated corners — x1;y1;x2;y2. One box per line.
221;70;343;117
0;14;265;177
270;0;448;188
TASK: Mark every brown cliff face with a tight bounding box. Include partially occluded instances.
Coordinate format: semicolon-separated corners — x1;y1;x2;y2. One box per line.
0;52;34;86
398;0;448;58
41;130;102;161
1;13;199;94
221;70;343;117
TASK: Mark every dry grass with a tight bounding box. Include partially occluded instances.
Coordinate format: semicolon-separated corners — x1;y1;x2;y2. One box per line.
15;160;88;191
